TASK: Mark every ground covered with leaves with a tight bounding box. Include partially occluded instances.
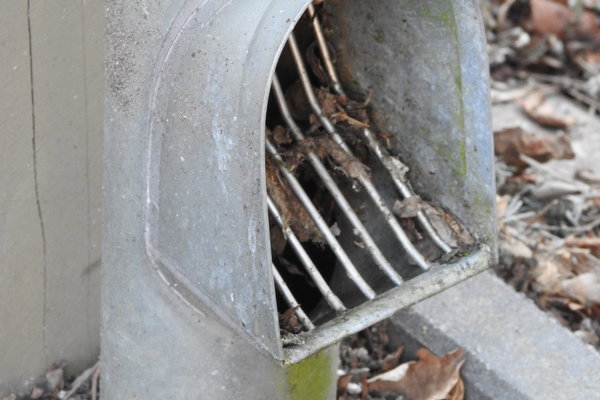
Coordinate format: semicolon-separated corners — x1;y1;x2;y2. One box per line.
484;0;600;349
337;322;465;400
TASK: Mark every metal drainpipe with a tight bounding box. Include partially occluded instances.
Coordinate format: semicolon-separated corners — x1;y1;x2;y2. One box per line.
102;0;495;399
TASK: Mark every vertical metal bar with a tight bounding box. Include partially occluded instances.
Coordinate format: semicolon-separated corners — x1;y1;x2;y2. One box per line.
268;197;347;312
272;264;315;330
287;33;430;270
266;139;377;298
306;4;344;95
271;76;403;285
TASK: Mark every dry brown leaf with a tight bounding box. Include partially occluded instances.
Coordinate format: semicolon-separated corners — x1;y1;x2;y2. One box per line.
420;204;458;249
266;156;324;244
360;375;369;400
529;0;600;38
589;303;600;320
531;257;569;295
337;373;352;400
500;234;534;259
330;112;370;128
269;221;287;256
367;348;466;400
382;346;405;372
496;195;510;222
519;91;576;129
561;272;600;305
317;88;340;118
566;236;600;258
447;376;465;400
279;306;302;334
393;196;422;218
494;127;575;169
442;210;475;247
582;51;600;66
306;137;370;180
271;125;292;146
528;247;595;299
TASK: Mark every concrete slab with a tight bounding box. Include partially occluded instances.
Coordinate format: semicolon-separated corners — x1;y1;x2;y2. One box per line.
388;271;600;400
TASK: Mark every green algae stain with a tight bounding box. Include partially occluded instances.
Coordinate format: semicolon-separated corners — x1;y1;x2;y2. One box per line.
286;349;335;400
395;3;469;179
458;139;467;177
439;8;459;43
419;2;467;178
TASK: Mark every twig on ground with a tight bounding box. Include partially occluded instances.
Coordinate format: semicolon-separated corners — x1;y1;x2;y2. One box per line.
59;361;100;400
91;365;101;400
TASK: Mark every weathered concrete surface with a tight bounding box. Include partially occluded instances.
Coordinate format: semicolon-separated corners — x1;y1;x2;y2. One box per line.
0;1;103;395
389;271;600;399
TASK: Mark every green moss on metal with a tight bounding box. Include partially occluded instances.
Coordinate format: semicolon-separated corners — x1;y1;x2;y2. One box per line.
439;9;459;43
420;1;457;40
285;349;334;400
420;2;467;178
457;139;467;177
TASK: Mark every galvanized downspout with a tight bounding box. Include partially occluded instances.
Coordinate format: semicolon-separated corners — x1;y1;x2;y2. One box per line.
102;0;494;398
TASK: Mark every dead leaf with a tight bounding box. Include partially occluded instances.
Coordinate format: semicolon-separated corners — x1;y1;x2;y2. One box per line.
420;203;458;249
269;220;287;256
279;306;302;334
330;111;370;128
519;91;575;129
447;377;465;400
566;236;600;259
337;374;352;400
271;125;292;146
306;137;370;180
424;203;475;248
500;234;534;259
529;0;600;38
360;375;369;400
367;348;466;400
382;346;405;372
561;272;600;305
531;257;567;295
393;196;422;218
494;127;575;169
582;51;600;66
45;366;64;396
266;156;324;244
496;195;510;222
317;88;340;118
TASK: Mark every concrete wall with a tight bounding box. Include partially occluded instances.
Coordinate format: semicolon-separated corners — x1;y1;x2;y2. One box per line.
0;0;103;394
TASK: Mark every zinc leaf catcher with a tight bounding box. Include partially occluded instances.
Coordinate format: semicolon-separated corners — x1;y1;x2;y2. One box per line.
103;0;496;398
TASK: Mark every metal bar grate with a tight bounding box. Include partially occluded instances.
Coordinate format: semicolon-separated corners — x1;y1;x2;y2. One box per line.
267;5;469;339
